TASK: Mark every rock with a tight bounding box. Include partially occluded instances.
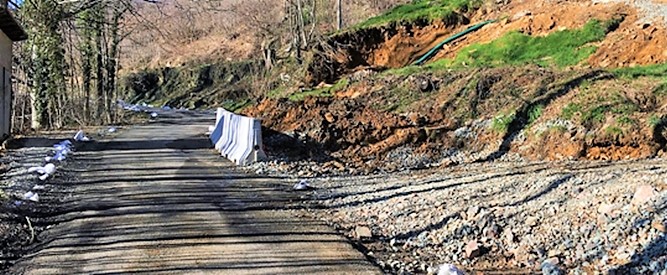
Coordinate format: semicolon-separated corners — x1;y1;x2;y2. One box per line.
541;258;563;275
631;185;657;206
615;252;633;265
293;180;312;190
465;240;481;258
466;206;479;220
355;226;372;239
503;229;515;243
525;216;539;227
437;263;465;275
548;250;562;258
324;112;336;123
597;202;618;217
652;221;666;233
512;10;532;21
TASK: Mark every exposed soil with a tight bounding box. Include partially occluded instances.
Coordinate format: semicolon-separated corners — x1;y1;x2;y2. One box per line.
307;0;667;86
246;65;667;173
306;15;469;85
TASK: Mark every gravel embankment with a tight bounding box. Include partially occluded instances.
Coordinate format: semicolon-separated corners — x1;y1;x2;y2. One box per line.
594;0;667;24
291;160;667;274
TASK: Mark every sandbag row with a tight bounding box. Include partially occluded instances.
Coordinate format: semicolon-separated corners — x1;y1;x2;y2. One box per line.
209;108;266;165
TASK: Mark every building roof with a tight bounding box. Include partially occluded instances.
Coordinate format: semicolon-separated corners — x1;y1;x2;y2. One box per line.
0;7;27;41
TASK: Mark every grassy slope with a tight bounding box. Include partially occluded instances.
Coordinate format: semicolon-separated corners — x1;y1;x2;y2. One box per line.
352;0;483;30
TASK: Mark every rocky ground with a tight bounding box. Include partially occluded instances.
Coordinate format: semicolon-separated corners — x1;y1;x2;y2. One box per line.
0;128;121;269
248;158;667;274
0;141;70;268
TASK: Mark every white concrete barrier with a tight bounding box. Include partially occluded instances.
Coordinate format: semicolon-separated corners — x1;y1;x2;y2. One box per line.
209;108;266;165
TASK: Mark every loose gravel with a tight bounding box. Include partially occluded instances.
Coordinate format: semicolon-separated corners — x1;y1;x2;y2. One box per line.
286;159;667;274
594;0;667;25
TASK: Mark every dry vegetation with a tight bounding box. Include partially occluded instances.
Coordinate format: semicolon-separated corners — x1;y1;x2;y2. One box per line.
119;0;410;70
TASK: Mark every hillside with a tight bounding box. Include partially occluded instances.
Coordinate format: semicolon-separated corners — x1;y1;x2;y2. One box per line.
119;0;667;173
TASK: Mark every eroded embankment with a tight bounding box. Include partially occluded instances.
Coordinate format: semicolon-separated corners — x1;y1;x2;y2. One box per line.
246;65;667;172
305;12;472;86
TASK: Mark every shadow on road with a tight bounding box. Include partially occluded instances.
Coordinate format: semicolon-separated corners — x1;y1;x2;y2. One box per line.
9;128;379;274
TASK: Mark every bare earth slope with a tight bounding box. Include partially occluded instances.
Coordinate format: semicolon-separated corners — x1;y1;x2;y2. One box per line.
7;111;379;274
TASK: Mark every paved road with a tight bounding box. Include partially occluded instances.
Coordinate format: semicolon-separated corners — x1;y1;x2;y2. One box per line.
10;111;379;274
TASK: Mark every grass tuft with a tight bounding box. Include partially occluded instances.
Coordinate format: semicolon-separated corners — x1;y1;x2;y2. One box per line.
491;112;515;133
561;103;581;120
527;104;544;124
353;0;482;30
612;64;667;79
288;78;349;101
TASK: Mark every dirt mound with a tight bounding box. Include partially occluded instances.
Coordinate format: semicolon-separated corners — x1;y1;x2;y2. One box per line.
247;97;421;163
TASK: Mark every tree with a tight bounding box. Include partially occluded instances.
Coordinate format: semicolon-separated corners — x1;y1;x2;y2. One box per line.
17;0;135;129
20;0;66;129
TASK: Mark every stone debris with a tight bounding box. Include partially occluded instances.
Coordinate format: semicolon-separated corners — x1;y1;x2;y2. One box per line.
293;180;312;191
465;241;481;259
354;226;373;239
541;258;563;275
631;184;658;206
652;220;666;233
436;263;465;275
296;160;667;273
22;191;39;202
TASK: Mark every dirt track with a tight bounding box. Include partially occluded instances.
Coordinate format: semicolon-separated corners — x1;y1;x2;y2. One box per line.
7;111;379;274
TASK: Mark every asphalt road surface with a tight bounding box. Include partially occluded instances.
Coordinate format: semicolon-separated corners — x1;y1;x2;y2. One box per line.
9;110;379;274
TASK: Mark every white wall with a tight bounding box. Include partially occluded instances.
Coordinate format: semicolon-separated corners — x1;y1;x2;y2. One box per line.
0;30;11;70
0;30;12;139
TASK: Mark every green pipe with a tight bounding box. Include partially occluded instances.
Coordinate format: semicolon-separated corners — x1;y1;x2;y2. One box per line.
413;19;496;66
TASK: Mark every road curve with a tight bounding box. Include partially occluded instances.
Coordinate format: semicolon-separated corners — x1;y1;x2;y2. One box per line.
9;110;380;275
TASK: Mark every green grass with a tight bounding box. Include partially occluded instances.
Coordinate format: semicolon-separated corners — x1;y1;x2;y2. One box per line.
605;126;624;136
383;18;618;77
617;115;637;126
288;78;349;101
222;98;252;112
527;104;544;124
447;19;613;68
381;82;424;113
583;105;610;124
649;114;664;127
267;86;287;99
561;103;582;120
612;63;667;79
491;112;515;133
653;82;667;96
353;0;482;29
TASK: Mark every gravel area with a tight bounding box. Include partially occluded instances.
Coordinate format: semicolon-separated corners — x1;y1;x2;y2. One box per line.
594;0;667;25
287;160;667;274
